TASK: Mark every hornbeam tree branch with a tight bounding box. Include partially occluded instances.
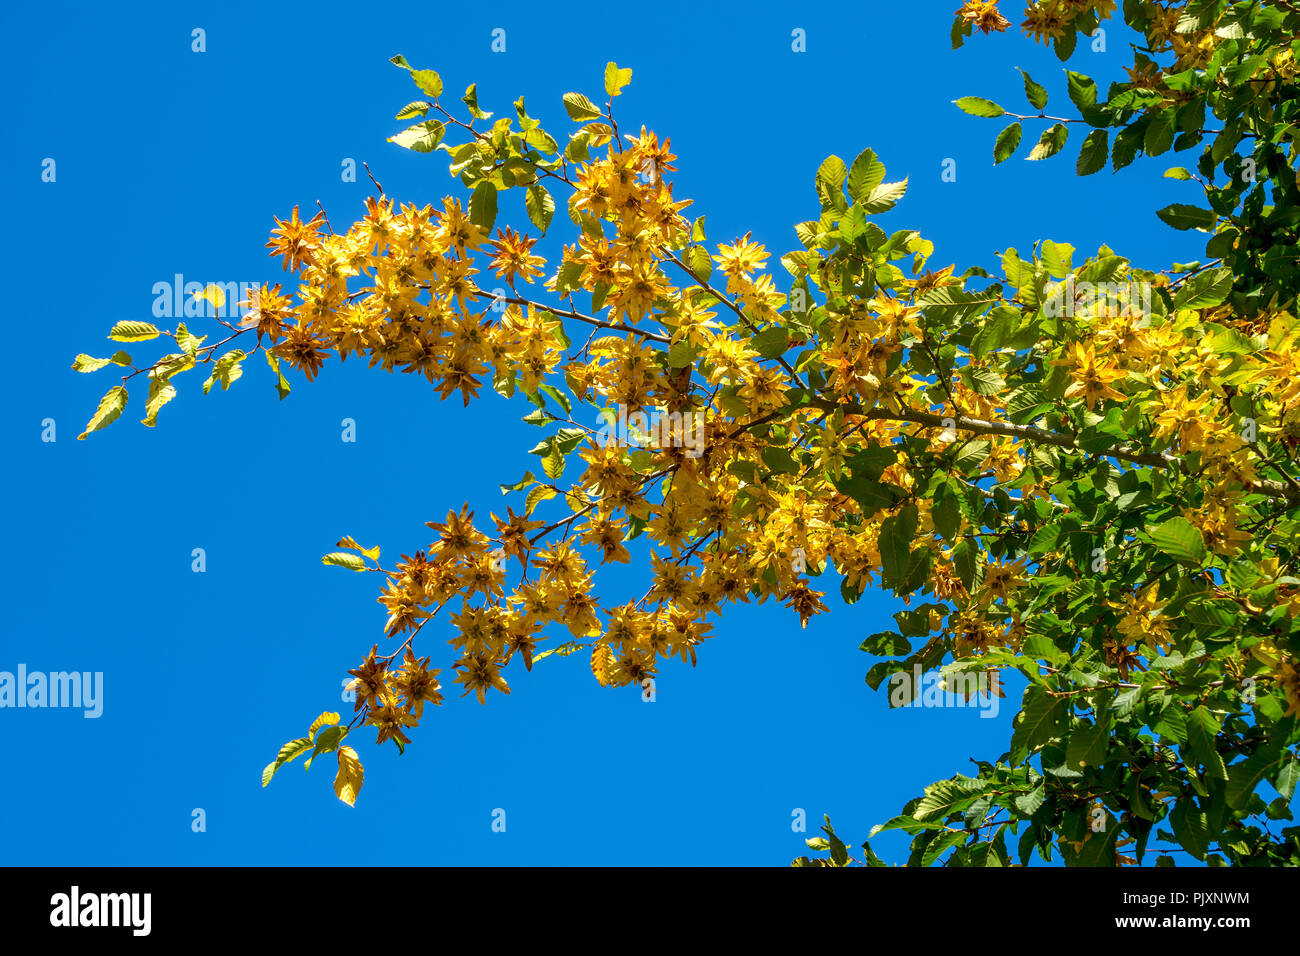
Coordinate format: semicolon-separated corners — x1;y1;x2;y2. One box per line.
811;399;1299;503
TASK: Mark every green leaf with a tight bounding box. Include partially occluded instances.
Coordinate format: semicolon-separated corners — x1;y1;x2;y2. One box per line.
469;181;498;231
526;184;555;234
878;506;918;586
562;92;603;122
305;725;346;771
1186;708;1228;781
1065;71;1097;112
761;446;799;475
993;122;1022;164
262;737;312;787
1076;129;1108;176
859;178;908;214
202;349;246;395
141;375;177;427
751;326;789;359
1065;713;1110;770
500;471;535;494
1274;757;1300;801
108;320;161;342
411;68;442;99
1018;69;1048;110
1027;124;1068;161
846;148;885;200
388;119;445;153
1149;516;1207;566
1172;267;1233;309
1156;204;1216;232
1170;800;1211;860
955;96;1005;118
265;350;290;401
932;481;962;542
72;351;131;373
322;551;368;571
1013;786;1045;816
1010;686;1066;763
1227;742;1285;809
1112;124;1142;171
394;100;431;120
1144;109;1176;157
77;385;128;440
541;444;565;480
1040;240;1074;280
913;777;986;821
462;84;492;119
537;382;571;415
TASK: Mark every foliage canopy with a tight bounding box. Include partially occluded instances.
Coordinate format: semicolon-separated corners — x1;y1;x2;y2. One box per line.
78;0;1300;865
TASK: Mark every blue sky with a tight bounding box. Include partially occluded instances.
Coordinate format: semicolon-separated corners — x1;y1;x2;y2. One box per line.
0;1;1208;865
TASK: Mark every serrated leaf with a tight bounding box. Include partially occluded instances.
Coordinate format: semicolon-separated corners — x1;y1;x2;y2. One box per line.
202;349;246;395
72;351;132;373
1027;123;1068;161
266;350;290;401
395;100;431;120
562;92;603;121
993;122;1022;164
860;178;908;214
1173;267;1233;309
321;551;368;571
109;320;161;342
525;483;557;515
469;181;498;231
526;184;555;234
1149;516;1206;566
955;96;1005;118
140;375;177;427
308;712;342;739
1076;129;1108;176
336;536;380;561
333;745;364;807
411;68;442;99
389;119;445;153
262;737;312;787
542;442;565;479
846;148;885;200
462;83;492;119
77;385;128;440
1156;203;1216;232
1019;69;1048;110
1066;71;1097;111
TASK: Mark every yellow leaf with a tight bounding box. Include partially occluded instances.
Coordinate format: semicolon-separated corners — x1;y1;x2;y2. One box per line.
308;711;341;740
591;644;615;687
192;284;226;309
604;62;632;97
334;746;364;807
336;535;381;562
262;737;312;787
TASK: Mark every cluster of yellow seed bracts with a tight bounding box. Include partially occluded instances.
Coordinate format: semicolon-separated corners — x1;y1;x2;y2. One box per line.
246;103;1300;750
